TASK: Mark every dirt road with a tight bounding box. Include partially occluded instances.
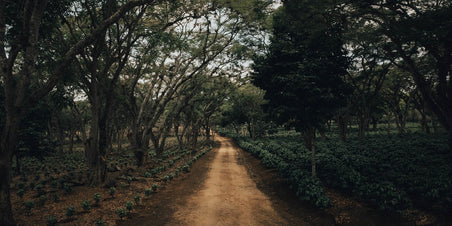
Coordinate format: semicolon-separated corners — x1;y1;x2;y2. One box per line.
167;136;287;225
119;136;331;226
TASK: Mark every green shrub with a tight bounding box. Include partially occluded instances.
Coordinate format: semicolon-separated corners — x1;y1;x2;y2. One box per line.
93;192;101;206
125;201;133;211
127;176;133;184
24;200;34;215
95;218;106;226
17;182;25;189
63;183;73;195
144;171;151;178
16;189;25;198
29;182;35;190
116;208;127;220
39;194;47;206
66;205;76;217
145;188;152;196
182;165;189;172
34;184;44;196
82;200;91;211
50;180;58;189
152;184;158;192
46;215;58;226
109;187;116;198
120;182;127;190
134;194;141;204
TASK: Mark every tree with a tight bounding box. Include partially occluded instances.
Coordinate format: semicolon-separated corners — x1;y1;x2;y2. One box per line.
65;0;148;185
345;25;390;140
381;67;415;134
348;0;452;149
252;0;350;176
123;2;264;164
222;84;267;140
0;0;169;223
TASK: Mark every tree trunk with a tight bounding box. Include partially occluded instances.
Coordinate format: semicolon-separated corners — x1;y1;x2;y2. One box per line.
359;113;369;141
432;118;439;135
250;119;256;141
371;117;378;131
132;128;148;167
0;154;14;225
337;114;347;141
85;107;107;186
422;114;430;134
0;113;23;225
54;113;65;154
386;113;392;135
303;127;316;177
205;125;211;141
69;130;75;152
117;129;122;151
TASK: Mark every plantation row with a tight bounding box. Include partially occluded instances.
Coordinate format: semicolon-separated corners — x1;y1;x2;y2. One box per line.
223;131;452;213
11;139;212;225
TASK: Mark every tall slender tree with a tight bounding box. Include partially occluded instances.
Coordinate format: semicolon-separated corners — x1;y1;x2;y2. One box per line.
253;0;350;176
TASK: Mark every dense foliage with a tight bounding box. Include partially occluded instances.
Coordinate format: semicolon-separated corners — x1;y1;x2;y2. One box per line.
224;130;452;213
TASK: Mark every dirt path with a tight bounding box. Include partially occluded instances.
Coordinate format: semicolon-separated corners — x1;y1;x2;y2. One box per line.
167;136;287;225
119;135;318;225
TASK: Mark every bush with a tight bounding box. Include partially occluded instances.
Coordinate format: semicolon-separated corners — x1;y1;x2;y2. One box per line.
39;194;47;206
109;187;116;198
120;181;127;190
134;194;141;204
24;200;34;215
93;193;101;206
46;215;58;226
125;201;133;211
82;200;91;211
63;183;73;195
127;176;133;184
152;184;158;192
95;218;106;226
34;184;44;196
50;180;58;189
116;208;127;220
145;188;152;197
65;205;76;217
16;189;25;198
17;182;25;189
182;165;189;172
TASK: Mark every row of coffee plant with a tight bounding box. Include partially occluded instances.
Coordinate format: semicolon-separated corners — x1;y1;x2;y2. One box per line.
224;131;452;213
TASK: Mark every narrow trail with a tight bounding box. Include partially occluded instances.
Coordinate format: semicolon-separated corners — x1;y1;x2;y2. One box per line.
168;136;287;225
119;135;319;226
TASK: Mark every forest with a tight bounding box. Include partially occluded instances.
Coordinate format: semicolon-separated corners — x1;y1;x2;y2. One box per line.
0;0;451;225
